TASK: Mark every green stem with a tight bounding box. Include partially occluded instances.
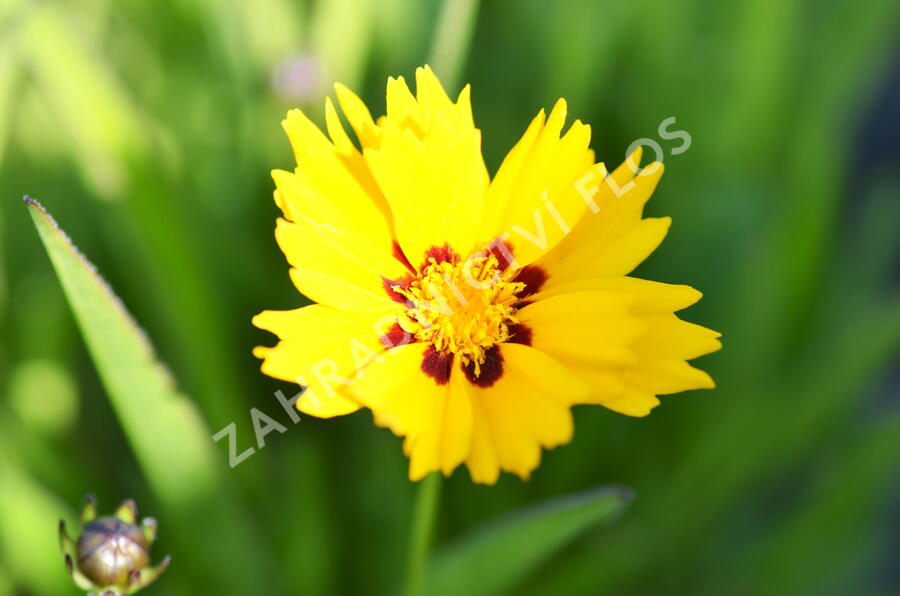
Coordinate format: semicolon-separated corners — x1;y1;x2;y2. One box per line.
405;473;442;596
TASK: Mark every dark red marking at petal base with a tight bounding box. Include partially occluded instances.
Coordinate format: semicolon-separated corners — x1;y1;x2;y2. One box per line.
506;323;533;346
380;322;414;349
463;346;504;388
514;265;548;299
392;240;415;272
420;243;459;271
421;346;453;385
488;238;516;271
382;273;414;304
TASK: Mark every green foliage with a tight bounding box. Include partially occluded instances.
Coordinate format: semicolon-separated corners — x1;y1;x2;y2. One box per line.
25;199;271;594
0;0;897;594
426;487;632;596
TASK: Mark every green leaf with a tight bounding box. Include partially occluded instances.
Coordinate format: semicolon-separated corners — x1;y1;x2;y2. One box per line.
25;197;270;594
425;486;633;596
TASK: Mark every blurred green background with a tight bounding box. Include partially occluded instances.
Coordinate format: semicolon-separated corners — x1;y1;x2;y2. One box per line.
1;0;899;594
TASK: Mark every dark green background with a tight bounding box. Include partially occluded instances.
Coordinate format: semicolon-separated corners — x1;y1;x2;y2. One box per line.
1;0;898;594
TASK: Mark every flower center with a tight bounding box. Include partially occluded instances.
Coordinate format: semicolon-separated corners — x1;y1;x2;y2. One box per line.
394;253;524;376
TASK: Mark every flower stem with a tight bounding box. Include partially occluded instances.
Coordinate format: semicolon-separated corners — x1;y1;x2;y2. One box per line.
405;473;442;596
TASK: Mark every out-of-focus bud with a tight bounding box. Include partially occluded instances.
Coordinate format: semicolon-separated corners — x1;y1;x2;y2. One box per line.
59;495;170;595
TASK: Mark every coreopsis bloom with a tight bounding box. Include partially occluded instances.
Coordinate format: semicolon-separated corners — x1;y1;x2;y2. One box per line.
254;66;721;484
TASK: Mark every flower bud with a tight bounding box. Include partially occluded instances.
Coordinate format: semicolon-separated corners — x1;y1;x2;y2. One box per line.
76;515;150;586
60;495;170;595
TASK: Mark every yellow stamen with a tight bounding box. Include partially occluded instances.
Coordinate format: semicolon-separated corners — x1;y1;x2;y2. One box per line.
394;254;524;376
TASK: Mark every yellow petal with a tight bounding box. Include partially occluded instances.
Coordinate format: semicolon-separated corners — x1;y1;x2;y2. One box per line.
476;109;546;238
364;113;488;266
479;99;594;267
466;344;586;480
635;314;723;360
464;389;500;484
450;83;476;131
623;359;715;395
518;290;646;368
275;217;407;312
348;343;472;480
563;365;627;403
601;388;661;417
333;82;380;149
586;217;671;276
385;76;424;136
530;277;702;313
557;307;718;413
415;66;453;117
516;285;714;416
624;314;720;394
555;360;660;417
535;155;667;285
323;98;393;225
440;368;474;475
476;380;540;480
323;96;358;156
252;306;392;417
415;66;475;131
276;107;394;251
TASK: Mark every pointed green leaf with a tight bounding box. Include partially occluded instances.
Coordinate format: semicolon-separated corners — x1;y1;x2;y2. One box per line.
25;197;270;594
426;486;633;596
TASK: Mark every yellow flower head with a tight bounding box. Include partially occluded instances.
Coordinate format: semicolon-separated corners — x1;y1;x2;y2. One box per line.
253;66;721;484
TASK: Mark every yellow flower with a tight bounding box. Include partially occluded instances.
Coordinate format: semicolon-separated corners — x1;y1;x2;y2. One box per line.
253;66;721;484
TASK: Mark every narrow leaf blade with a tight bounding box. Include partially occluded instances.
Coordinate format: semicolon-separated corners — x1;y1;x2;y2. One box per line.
25;197;268;594
427;486;633;596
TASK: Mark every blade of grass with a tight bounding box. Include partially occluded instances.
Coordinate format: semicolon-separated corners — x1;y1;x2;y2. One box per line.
425;486;633;596
25;197;272;594
19;0;249;429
